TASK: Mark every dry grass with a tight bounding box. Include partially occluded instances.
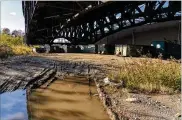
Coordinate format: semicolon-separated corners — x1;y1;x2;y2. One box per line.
110;58;181;94
0;34;32;58
11;45;32;55
0;45;13;58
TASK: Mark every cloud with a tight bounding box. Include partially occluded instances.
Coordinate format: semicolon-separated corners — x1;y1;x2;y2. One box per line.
5;112;26;120
1;102;14;111
1;90;26;113
9;12;16;16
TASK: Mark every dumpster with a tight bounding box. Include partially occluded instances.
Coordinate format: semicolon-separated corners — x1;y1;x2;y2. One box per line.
98;44;115;54
115;44;157;57
151;41;181;59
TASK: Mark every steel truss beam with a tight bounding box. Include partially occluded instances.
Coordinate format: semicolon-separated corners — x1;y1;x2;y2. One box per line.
23;1;181;45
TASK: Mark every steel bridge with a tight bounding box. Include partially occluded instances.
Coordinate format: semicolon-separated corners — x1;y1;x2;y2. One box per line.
22;1;181;45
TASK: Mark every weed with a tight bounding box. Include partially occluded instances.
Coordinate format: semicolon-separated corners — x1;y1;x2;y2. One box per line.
0;34;32;58
109;58;181;94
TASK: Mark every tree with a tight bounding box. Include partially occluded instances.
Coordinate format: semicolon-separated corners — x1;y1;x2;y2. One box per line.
2;28;10;35
17;30;23;36
12;29;24;37
12;30;18;37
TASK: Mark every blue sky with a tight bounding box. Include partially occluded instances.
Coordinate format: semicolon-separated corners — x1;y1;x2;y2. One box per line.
1;1;25;32
0;90;28;120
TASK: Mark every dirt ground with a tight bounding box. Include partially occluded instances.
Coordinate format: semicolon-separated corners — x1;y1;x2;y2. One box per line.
32;53;181;120
35;53;156;74
0;53;181;120
37;53;145;66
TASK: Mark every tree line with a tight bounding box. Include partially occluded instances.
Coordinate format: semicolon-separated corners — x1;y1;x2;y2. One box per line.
1;28;25;37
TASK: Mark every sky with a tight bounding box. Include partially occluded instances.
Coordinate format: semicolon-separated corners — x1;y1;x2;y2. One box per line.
1;1;25;32
0;90;28;120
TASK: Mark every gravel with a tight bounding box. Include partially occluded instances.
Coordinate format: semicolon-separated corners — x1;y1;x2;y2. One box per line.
109;90;181;120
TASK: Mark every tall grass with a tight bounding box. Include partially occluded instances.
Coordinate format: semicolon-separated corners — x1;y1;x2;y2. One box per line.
0;34;32;58
110;58;181;94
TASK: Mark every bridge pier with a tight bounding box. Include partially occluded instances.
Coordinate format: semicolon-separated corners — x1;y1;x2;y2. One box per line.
132;30;135;45
95;45;98;54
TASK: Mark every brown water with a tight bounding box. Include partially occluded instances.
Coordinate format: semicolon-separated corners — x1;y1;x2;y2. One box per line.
28;76;110;120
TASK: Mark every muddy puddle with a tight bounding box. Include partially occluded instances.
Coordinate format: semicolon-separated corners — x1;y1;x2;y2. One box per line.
0;90;28;120
28;76;110;120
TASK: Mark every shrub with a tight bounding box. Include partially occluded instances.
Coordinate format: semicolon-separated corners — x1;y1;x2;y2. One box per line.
0;44;13;58
11;45;32;55
110;58;181;94
0;34;32;57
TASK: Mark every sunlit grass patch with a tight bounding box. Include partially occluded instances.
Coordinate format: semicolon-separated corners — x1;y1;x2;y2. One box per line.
0;34;33;58
109;58;181;94
11;45;33;55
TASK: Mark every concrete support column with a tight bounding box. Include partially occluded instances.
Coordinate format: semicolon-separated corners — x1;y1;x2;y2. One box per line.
106;36;109;44
178;21;181;45
95;45;98;54
45;44;50;53
132;30;135;45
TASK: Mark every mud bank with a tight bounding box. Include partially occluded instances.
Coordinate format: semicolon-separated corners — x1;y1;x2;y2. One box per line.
0;55;103;93
94;78;181;120
0;54;180;120
94;79;120;120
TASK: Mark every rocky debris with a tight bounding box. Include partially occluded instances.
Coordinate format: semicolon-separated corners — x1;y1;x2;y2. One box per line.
94;78;120;120
103;77;125;88
109;91;181;120
103;77;111;85
93;93;99;96
125;98;140;103
173;113;181;120
95;76;181;120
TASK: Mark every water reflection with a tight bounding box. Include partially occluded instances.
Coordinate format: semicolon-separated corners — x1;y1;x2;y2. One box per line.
28;77;110;120
0;90;28;120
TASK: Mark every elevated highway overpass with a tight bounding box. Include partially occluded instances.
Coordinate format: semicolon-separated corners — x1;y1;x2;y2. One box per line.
22;1;181;45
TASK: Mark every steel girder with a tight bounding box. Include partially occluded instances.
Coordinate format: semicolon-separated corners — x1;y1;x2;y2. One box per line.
23;1;101;45
23;1;181;45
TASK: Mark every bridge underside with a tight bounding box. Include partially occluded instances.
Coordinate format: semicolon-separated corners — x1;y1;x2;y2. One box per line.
23;1;181;45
